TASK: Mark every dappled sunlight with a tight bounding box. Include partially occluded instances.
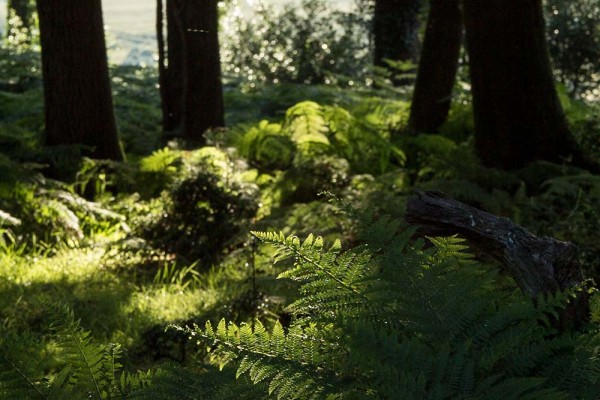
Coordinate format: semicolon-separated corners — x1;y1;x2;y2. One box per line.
0;247;105;284
129;286;218;327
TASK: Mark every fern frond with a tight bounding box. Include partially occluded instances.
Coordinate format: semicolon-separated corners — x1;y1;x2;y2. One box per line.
139;147;182;173
0;339;49;400
237;120;294;170
52;305;105;399
130;364;267;400
118;369;153;397
185;320;341;400
251;231;376;319
283;101;330;152
50;304;113;399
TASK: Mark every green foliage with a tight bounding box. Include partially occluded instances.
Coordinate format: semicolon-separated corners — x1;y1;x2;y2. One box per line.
236;100;406;178
138;148;259;265
129;364;264;400
177;212;600;399
2;27;600;399
0;5;41;95
521;171;600;277
0;155;127;250
231;99;408;208
237;121;295;170
5;0;38;49
545;0;600;97
221;0;372;88
0;303;149;399
136;147;183;198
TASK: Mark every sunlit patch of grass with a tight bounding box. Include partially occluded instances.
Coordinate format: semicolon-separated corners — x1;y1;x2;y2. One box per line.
129;287;213;326
0;247;105;284
0;238;269;369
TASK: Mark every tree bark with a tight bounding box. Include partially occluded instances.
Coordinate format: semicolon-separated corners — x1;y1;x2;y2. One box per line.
408;0;462;133
405;190;589;329
463;0;581;170
372;0;421;84
160;0;186;133
157;0;170;132
37;0;123;161
181;0;224;143
159;0;224;143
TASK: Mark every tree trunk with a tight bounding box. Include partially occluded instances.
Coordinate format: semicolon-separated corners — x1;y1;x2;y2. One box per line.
408;0;462;133
157;0;167;127
159;0;224;143
37;0;123;161
160;0;185;133
372;0;421;84
406;190;590;330
181;0;224;143
463;0;581;170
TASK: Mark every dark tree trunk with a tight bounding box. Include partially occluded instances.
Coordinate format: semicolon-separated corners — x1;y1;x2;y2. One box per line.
463;0;582;170
158;0;224;143
408;0;462;133
37;0;123;161
181;0;224;143
157;0;166;122
160;0;185;133
7;0;34;39
406;191;590;330
372;0;421;84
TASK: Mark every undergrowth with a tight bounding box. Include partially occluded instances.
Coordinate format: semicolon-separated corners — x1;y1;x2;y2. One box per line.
1;46;600;397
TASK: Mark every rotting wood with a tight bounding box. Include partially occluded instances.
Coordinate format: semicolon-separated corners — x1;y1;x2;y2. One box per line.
405;190;590;329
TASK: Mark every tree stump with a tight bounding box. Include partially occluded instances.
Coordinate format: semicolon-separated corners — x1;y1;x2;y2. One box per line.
405;190;590;329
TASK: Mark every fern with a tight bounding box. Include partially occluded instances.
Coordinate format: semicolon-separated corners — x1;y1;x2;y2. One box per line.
50;304;122;399
138;147;181;174
183;319;343;399
283;101;330;153
176;207;600;399
0;304;143;399
0;333;49;400
237;120;295;170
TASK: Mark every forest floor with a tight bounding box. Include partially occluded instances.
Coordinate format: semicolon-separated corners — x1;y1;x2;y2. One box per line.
1;57;600;380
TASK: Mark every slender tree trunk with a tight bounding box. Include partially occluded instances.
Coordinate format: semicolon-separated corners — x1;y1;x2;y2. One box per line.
37;0;123;161
157;0;169;131
372;0;421;83
408;0;462;133
463;0;581;170
162;0;185;133
181;0;224;143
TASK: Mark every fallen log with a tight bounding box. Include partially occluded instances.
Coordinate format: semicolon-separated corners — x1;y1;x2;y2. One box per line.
405;190;590;329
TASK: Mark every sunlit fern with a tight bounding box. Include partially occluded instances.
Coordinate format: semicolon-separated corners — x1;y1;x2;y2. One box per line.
178;211;600;399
